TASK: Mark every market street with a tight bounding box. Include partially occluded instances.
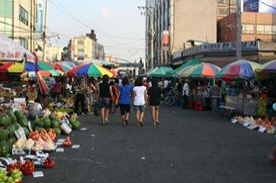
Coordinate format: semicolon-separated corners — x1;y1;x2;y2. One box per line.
24;106;276;183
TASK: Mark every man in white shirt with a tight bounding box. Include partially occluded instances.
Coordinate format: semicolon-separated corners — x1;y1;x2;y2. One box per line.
182;79;189;109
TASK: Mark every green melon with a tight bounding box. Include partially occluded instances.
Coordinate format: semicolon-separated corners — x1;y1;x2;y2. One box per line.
54;128;61;136
0;141;10;157
0;129;9;141
51;120;60;128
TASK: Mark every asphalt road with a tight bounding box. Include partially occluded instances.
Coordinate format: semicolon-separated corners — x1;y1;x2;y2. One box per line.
24;106;276;183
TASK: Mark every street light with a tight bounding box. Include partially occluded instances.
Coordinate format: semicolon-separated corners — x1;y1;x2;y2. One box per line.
138;6;155;70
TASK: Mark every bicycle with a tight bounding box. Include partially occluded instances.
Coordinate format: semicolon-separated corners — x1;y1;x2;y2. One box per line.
163;87;181;106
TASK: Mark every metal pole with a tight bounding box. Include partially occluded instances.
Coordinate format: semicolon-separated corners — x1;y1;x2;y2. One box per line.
42;0;48;62
150;12;154;69
236;0;242;60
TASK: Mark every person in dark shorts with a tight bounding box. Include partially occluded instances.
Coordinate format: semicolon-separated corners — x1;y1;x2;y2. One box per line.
97;74;113;125
118;76;133;126
147;78;162;126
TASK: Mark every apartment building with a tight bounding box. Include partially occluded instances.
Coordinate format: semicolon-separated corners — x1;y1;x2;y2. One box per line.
0;0;37;51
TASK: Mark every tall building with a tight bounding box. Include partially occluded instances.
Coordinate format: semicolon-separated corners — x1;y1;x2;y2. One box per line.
145;0;218;69
0;0;38;51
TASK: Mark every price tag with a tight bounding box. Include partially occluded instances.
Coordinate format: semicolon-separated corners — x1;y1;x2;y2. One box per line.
231;118;238;124
243;121;250;127
32;171;44;178
72;144;80;149
56;147;64;152
80;128;87;131
258;126;266;133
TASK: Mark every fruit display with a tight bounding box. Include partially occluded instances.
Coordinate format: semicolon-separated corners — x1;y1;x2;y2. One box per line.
63;136;72;147
0;169;23;183
232;115;276;134
21;160;35;175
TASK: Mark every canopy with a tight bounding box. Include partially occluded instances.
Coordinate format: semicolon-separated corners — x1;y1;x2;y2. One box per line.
0;62;24;73
169;58;201;76
53;61;76;73
0;34;35;62
216;59;260;80
25;61;62;76
177;62;221;78
260;59;276;73
67;63;114;77
149;66;173;77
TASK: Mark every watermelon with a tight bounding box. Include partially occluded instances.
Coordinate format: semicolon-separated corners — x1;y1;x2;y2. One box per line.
0;129;9;141
54;128;61;136
0;115;10;126
0;141;10;157
23;127;30;138
43;118;51;128
51;120;60;128
18;116;28;127
71;120;81;130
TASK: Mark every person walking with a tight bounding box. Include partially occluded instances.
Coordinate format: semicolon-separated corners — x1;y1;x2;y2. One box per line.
182;79;190;109
118;76;133;126
97;74;113;125
74;82;86;115
110;80;119;113
133;77;147;126
147;78;162;126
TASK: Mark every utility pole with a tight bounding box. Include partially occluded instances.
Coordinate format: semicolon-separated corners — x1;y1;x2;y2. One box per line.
42;0;48;62
236;0;242;60
138;5;155;70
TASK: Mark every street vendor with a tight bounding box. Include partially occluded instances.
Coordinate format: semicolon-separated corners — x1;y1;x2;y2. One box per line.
28;98;44;120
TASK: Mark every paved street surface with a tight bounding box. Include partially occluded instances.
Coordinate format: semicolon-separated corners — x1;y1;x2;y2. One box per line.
24;106;276;183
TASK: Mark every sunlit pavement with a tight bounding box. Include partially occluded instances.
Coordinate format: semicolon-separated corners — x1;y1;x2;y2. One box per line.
24;106;276;183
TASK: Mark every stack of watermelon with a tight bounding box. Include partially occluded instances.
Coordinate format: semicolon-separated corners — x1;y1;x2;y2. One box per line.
69;113;81;130
0;110;29;157
32;114;61;136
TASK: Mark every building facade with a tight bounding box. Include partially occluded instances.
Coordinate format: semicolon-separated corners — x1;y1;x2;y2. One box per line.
0;0;37;51
145;0;222;69
70;35;94;61
218;12;276;43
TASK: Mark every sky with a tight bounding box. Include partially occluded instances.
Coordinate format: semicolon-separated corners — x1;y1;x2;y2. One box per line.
47;0;146;62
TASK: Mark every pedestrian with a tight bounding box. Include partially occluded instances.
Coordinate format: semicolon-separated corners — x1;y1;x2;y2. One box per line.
74;82;86;115
147;78;162;126
87;78;96;114
110;80;119;113
52;80;62;102
97;74;113;125
118;76;133;126
182;79;190;109
133;77;147;126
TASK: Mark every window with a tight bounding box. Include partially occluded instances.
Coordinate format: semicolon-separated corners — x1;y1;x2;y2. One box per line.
19;5;28;25
78;40;84;45
19;37;28;49
217;0;227;4
257;25;265;34
218;8;227;15
264;25;272;34
257;25;275;35
242;24;254;34
272;26;276;34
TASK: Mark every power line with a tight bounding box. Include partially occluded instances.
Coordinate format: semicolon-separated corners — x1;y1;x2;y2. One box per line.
259;1;276;10
48;0;144;41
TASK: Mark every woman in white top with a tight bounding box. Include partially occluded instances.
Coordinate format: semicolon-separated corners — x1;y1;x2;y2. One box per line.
133;77;147;126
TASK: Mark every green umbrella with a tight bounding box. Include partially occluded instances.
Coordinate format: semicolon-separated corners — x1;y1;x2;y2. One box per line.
169;58;201;76
149;66;173;77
